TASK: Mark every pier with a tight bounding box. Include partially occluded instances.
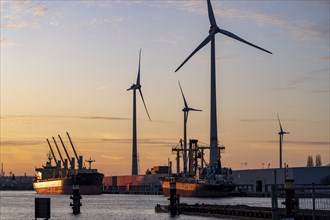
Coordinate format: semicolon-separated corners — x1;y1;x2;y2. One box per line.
156;184;330;220
155;203;330;219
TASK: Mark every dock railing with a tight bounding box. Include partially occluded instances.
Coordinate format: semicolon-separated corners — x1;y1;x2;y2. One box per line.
271;184;330;220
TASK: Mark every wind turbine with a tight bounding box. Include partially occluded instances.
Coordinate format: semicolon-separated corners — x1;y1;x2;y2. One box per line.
178;81;202;174
127;49;151;175
175;0;272;171
277;114;290;169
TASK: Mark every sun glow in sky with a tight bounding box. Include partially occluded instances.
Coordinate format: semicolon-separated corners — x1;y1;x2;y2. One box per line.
1;0;329;176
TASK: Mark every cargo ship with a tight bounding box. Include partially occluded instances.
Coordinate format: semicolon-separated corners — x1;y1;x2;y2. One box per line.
33;132;104;195
160;139;235;197
160;171;235;197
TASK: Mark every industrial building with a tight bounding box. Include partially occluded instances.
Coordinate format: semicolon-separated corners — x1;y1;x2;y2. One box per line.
102;166;169;194
232;166;330;194
103;166;330;195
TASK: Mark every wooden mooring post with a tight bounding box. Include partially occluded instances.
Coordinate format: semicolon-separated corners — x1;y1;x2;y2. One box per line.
70;185;82;215
168;181;180;216
271;184;279;220
35;198;50;220
282;179;297;219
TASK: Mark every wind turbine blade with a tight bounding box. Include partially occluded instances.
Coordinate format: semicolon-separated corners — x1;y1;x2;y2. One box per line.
138;88;151;121
190;108;202;112
207;0;217;27
178;81;188;109
136;49;141;85
277;114;283;133
175;34;213;72
218;28;272;54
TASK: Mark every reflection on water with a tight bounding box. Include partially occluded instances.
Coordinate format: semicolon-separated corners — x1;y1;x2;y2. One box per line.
0;191;271;220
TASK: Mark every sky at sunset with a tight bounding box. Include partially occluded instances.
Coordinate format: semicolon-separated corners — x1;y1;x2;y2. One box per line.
1;0;329;176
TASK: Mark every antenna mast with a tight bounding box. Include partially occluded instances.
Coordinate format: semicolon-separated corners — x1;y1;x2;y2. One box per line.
85;157;95;169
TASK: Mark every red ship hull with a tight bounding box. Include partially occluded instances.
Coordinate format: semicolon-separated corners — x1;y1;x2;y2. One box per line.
33;173;104;195
161;179;235;197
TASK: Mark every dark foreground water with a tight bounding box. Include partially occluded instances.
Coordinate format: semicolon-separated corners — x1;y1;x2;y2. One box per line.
0;191;272;220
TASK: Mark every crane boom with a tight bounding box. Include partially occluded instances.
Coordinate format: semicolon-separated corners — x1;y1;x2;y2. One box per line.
66;132;79;161
58;135;71;163
52;136;65;164
46;138;57;164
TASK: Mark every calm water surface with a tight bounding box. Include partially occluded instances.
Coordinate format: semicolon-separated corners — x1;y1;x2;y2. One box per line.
0;191;272;220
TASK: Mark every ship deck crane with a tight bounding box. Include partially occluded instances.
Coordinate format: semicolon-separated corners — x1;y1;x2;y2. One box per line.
58;135;74;169
46;139;58;165
58;135;71;162
52;136;65;165
66;132;82;169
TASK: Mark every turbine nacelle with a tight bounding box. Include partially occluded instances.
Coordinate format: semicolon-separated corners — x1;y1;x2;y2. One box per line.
277;114;289;136
279;131;290;135
182;107;202;112
178;81;202;114
127;84;141;91
209;26;218;35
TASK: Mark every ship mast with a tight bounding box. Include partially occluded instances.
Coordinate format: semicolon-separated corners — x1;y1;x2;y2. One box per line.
85;157;95;169
46;139;58;165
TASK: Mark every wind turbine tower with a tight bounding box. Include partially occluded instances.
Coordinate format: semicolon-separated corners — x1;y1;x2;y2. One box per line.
178;81;202;174
277;115;290;169
175;0;271;172
127;49;151;175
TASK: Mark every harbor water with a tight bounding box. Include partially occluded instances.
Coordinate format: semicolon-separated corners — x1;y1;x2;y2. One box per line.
0;191;272;219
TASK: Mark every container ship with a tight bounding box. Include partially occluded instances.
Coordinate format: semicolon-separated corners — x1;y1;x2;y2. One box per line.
33;132;104;195
160;139;235;197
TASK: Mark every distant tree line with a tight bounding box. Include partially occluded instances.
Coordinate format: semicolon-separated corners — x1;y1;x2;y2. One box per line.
306;154;322;167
